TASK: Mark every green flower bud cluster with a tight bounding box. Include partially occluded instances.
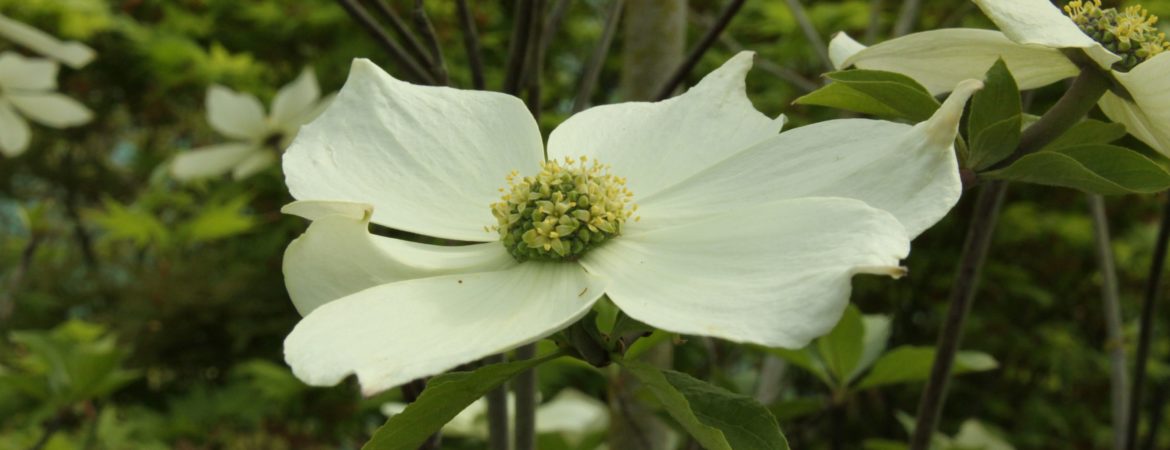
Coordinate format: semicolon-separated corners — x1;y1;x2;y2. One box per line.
490;156;637;262
1065;0;1170;71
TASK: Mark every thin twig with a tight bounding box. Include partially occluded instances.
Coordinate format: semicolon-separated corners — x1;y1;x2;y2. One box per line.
891;0;922;37
713;22;818;93
502;0;535;95
455;0;485;89
1141;383;1166;450
485;354;510;450
335;0;434;84
1125;192;1170;450
514;344;538;450
908;180;1009;450
863;0;883;43
1089;194;1130;450
781;0;832;71
654;0;747;101
938;2;977;29
0;234;41;322
411;0;449;85
538;0;572;67
572;0;625;112
521;0;546;116
370;0;435;72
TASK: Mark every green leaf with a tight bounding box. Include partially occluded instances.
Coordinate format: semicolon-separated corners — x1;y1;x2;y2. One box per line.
763;347;831;387
966;59;1021;170
854;346;998;391
88;197;168;248
848;314;892;383
363;352;562;450
621;360;789;450
182;195;256;243
816;304;865;385
1042;119;1128;152
794;70;940;122
983;144;1170;194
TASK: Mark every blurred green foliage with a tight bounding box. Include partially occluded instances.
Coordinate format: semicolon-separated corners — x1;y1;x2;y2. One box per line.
1;0;1169;448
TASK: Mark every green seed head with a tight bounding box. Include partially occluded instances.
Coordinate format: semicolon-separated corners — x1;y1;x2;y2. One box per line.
1065;0;1170;71
490;156;637;262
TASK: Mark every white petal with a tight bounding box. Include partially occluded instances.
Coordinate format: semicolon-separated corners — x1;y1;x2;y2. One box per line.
1099;53;1170;156
0;14;95;69
0;52;57;90
283;59;543;242
582;197;909;348
638;80;980;239
536;389;608;437
284;262;605;395
281;200;516;315
206;85;268;140
170;142;257;180
270;67;321;129
972;0;1120;70
830;29;1077;95
546;51;785;199
6;92;92;127
0;100;30;156
231;150;276;179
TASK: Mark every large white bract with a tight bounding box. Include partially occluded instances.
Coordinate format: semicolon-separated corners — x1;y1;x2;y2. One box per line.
171;68;331;181
829;0;1170;156
0;52;93;157
280;52;979;395
0;13;95;69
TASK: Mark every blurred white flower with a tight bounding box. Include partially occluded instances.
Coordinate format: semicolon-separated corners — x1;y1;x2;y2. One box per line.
0;52;93;157
0;13;95;69
381;389;607;445
831;0;1170;155
171;68;331;181
279;52;979;395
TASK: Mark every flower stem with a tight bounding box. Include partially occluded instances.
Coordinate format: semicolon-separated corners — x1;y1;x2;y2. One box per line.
485;354;510;450
1125;192;1170;450
1090;194;1130;450
454;0;485;90
911;68;1112;450
514;344;538;450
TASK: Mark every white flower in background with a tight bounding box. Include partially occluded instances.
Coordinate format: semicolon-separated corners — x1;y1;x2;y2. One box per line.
280;52;981;395
830;0;1170;155
0;13;95;69
381;389;607;444
171;68;331;181
0;52;93;157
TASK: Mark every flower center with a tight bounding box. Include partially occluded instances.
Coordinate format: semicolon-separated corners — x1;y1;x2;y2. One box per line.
490;156;636;262
1065;0;1170;71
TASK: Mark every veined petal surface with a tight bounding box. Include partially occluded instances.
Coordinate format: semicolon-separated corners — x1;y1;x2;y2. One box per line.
281;200;515;315
973;0;1120;70
284;59;544;242
170;142;257;180
0;100;30;156
581;197;909;349
546;51;785;199
206;85;268;140
6;92;93;127
1099;53;1170;156
830;30;1077;95
0;14;95;69
638;80;980;238
284;262;605;395
270;68;320;130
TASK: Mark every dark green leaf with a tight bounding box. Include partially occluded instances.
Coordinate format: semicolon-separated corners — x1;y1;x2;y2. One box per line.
363;352;562;450
983;144;1170;194
794;70;940;122
622;360;789;450
966;59;1021;170
854;346;998;390
1042;119;1128;152
762;347;831;387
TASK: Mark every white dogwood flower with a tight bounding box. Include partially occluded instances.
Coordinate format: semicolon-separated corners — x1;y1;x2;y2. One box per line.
0;52;93;157
280;52;980;395
830;0;1170;155
0;13;95;69
171;68;330;181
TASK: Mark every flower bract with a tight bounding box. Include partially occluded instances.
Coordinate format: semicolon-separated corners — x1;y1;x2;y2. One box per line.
0;13;95;69
0;52;93;157
171;68;331;181
829;0;1170;156
280;52;979;395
